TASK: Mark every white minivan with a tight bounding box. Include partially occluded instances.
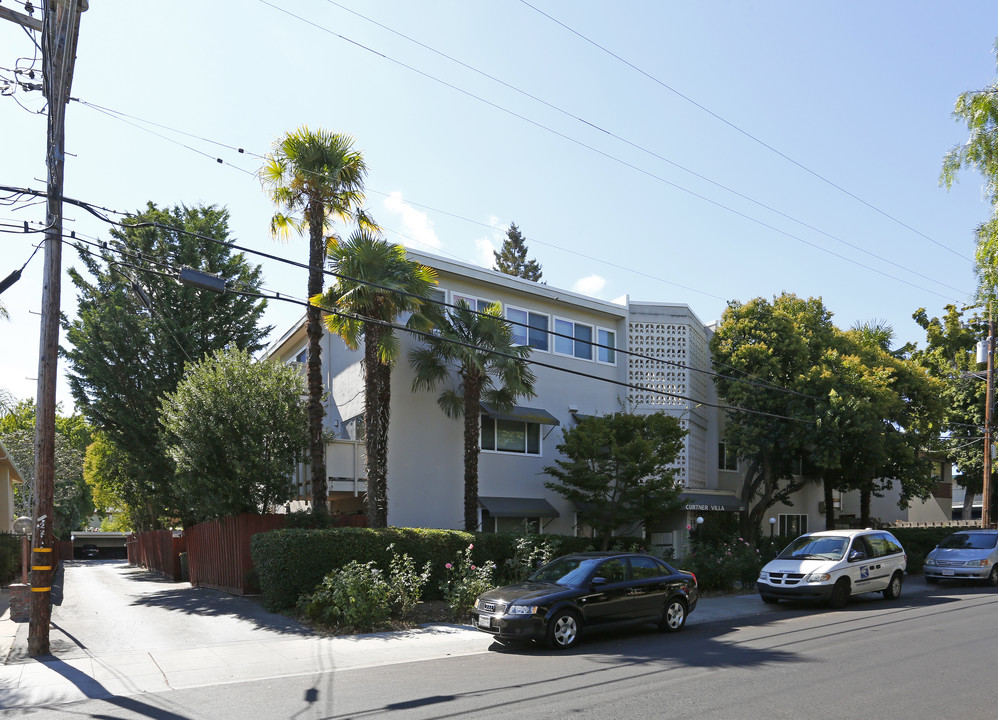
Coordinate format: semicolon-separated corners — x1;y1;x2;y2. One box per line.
757;528;907;608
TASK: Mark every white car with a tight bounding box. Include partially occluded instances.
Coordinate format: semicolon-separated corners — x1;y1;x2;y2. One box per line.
757;529;907;608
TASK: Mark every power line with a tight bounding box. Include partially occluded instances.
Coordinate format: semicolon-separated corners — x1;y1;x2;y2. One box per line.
319;0;969;295
518;0;971;264
14;192;823;406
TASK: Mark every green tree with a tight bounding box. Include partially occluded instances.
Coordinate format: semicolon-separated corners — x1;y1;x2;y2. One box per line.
260;127;373;516
83;431;135;531
317;230;436;527
813;325;943;528
911;305;989;519
409;301;537;531
493;222;543;282
0;400;94;536
543;411;685;550
63;202;269;529
710;294;831;542
159;347;309;525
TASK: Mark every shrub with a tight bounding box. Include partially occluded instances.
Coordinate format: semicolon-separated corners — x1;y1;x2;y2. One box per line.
683;537;765;592
297;560;391;632
385;544;432;620
497;533;564;585
440;544;496;620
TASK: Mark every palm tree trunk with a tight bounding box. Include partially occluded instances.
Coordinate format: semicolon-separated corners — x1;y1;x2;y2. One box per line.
364;325;391;528
306;198;327;516
462;381;483;532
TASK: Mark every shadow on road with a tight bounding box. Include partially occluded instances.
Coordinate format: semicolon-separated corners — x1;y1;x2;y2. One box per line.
128;587;313;636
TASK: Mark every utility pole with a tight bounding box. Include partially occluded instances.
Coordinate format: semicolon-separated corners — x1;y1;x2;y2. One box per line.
22;0;85;657
985;318;995;530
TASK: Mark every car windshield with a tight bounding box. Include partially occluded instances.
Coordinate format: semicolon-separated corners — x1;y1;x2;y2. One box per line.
938;533;998;550
778;535;848;560
527;557;602;586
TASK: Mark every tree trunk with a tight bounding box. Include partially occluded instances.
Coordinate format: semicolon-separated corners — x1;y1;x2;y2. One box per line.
306;197;327;516
963;486;975;522
860;488;872;528
462;379;483;532
824;478;836;530
363;325;391;528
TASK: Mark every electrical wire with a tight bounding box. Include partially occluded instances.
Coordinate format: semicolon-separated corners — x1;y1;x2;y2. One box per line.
56;223;824;421
519;0;971;263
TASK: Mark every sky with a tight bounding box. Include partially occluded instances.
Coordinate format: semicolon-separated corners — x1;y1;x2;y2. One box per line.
2;1;998;413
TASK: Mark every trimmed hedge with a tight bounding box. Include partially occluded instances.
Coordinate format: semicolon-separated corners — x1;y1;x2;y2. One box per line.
251;527;598;611
890;527;958;573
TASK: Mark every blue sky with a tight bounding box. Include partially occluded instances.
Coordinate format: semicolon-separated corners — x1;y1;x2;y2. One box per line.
2;1;997;410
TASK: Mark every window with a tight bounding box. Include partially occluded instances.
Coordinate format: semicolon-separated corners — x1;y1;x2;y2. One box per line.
595;558;627;583
294;347;307;364
481;510;541;534
597;327;616;364
718;442;737;471
451;292;496;313
554;318;593;360
480;415;541;455
630;555;668;580
507;306;549;351
779;514;807;537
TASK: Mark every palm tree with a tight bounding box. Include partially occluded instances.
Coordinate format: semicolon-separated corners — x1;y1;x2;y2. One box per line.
409;302;537;531
260;127;372;516
318;230;436;528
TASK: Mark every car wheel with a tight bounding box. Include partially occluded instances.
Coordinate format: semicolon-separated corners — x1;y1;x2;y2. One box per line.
761;595;780;605
925;575;939;585
882;572;903;600
828;579;850;609
659;598;687;633
986;565;998;588
546;609;581;650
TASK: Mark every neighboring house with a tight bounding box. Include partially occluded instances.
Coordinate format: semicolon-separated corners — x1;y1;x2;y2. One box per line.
265;248;953;554
0;437;25;533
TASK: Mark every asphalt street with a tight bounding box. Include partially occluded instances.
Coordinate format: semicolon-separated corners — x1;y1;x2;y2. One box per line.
0;559;981;717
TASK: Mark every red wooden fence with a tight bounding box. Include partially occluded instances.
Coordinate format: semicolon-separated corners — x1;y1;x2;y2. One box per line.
127;530;186;581
184;514;287;595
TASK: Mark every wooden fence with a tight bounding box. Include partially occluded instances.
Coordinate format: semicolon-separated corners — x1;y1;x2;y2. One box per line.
184;514;288;595
127;530;186;581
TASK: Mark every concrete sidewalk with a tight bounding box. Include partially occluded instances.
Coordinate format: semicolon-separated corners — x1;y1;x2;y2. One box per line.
0;574;936;711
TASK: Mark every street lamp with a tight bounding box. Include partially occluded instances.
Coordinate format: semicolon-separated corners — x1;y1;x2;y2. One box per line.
769;517;776;538
696;516;704;542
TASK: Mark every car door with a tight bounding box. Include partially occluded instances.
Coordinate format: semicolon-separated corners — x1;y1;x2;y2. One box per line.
845;535;888;593
579;558;634;625
625;556;672;620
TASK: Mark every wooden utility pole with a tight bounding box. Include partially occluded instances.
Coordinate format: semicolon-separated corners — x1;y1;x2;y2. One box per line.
985;318;995;531
26;0;86;657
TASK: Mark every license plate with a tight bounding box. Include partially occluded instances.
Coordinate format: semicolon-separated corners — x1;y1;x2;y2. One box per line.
942;570;955;576
478;614;491;628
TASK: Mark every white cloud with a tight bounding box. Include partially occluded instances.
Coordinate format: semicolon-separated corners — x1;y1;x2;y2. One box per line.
573;274;607;297
383;192;441;250
474;237;496;268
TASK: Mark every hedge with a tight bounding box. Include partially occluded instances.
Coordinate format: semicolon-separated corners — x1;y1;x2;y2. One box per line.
251;527;599;611
889;527;958;573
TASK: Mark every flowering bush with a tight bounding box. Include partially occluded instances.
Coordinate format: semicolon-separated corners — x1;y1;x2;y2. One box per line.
297;545;433;631
385;543;432;620
297;560;390;632
440;544;496;620
683;538;765;593
498;534;563;584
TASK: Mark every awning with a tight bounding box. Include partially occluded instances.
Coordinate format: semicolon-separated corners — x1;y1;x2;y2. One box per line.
481;404;560;426
679;492;745;513
479;496;560;518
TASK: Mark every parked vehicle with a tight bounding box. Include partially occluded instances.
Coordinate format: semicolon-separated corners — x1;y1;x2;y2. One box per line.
923;530;998;586
470;552;698;649
756;528;906;608
80;544;99;559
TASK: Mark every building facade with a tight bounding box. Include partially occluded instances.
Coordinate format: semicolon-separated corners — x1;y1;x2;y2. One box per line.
265;248;952;552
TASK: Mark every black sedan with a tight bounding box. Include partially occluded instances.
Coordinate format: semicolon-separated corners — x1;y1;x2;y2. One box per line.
470;552;698;649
